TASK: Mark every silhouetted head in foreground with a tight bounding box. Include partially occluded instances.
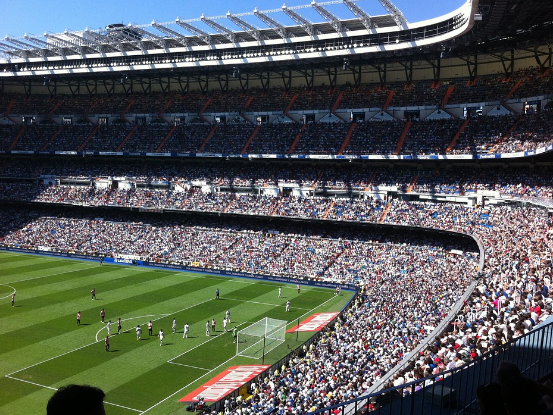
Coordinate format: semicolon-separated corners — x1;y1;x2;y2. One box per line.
47;384;106;415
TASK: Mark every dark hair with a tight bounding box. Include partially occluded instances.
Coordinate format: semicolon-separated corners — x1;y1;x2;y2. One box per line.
501;376;542;415
476;382;507;415
496;361;521;385
47;384;106;415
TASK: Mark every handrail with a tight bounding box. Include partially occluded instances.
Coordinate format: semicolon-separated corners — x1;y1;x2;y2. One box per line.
308;319;553;415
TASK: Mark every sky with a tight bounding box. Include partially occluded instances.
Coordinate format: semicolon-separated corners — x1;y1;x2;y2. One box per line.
1;0;466;38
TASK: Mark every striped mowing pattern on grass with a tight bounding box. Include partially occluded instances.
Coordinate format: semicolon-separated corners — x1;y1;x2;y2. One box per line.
0;251;351;415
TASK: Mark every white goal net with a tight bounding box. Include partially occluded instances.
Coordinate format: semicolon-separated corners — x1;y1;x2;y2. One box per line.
236;317;287;359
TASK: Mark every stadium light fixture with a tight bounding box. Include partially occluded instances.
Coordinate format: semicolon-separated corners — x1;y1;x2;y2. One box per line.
342;57;349;70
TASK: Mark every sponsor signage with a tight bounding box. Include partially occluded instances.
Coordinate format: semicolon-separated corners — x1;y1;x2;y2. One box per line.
179;365;270;402
0;247;357;292
286;312;339;333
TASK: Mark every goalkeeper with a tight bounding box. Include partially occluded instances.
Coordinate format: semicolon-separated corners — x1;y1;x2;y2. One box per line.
232;327;237;343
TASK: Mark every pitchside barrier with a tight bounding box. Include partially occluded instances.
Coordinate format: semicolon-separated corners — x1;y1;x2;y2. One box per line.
0;246;358;292
3;147;552;160
1;245;491;415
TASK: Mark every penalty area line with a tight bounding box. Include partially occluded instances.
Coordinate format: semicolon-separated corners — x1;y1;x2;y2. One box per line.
167;321;250;365
5;375;57;391
223;298;312;310
6;339;102;377
95;314;171;342
4;375;142;413
168;363;211;371
6;265;100;284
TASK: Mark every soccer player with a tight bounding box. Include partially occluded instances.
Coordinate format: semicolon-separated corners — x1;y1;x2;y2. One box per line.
148;320;153;336
183;323;189;338
297;284;300;294
335;286;341;296
286;300;290;312
104;336;110;352
77;311;81;325
278;287;282;298
205;321;210;336
232;327;237;343
11;292;16;307
100;309;105;323
211;318;216;332
172;318;177;334
136;325;142;340
100;257;104;266
159;329;165;346
117;318;122;334
106;320;112;336
215;288;220;299
223;317;228;332
225;309;231;323
91;288;96;300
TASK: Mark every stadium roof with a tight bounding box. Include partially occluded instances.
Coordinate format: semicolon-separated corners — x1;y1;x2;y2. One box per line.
0;0;551;84
0;0;406;60
442;0;553;55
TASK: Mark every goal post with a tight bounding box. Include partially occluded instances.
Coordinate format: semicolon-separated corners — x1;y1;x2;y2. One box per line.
236;317;287;359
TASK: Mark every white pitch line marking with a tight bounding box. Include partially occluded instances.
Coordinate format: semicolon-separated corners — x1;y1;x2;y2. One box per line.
6;265;100;284
0;285;16;300
223;297;312;310
6;338;102;376
140;348;247;414
103;401;142;412
5;375;142;413
168;363;211;371
140;296;340;414
95;314;170;342
167;322;249;366
5;375;57;391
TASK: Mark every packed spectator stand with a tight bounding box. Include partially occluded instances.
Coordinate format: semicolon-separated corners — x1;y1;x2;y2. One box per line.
1;64;553;414
1;153;553;414
1;68;552;157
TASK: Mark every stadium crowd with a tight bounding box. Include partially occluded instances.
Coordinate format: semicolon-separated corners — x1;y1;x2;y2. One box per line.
1;65;553;414
1;103;552;157
1;174;552;414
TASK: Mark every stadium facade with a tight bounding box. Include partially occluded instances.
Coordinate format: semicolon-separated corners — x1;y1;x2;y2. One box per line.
1;0;553;413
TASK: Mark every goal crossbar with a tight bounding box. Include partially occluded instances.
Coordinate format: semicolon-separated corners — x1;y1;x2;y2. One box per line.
236;317;287;359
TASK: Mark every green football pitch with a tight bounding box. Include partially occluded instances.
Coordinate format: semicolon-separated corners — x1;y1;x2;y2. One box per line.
0;251;352;415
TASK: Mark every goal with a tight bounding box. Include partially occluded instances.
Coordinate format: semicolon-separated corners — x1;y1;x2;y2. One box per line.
236;317;287;359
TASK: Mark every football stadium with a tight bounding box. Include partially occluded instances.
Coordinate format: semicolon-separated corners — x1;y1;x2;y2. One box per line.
1;0;553;414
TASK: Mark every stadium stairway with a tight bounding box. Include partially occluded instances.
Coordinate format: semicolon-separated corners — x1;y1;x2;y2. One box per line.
379;202;391;223
446;119;470;153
